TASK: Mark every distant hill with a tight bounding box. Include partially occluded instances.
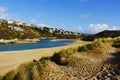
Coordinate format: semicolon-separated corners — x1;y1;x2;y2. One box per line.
83;30;120;41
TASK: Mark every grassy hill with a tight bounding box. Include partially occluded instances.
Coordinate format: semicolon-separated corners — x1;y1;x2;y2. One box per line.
83;30;120;41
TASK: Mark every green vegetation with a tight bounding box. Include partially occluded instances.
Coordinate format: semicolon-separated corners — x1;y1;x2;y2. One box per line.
33;27;82;39
0;19;84;39
0;20;40;39
77;38;110;52
113;36;120;43
1;59;52;80
51;48;76;65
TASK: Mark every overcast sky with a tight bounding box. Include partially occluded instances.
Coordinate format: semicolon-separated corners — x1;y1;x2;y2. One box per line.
0;0;120;33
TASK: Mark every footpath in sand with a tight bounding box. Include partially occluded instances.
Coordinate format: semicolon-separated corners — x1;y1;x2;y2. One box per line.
0;40;89;76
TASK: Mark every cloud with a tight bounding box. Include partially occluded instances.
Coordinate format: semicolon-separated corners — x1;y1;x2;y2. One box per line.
78;24;120;34
87;24;109;33
80;14;89;19
0;7;9;19
0;6;24;21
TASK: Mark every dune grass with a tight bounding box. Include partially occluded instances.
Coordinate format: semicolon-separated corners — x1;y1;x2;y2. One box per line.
50;47;77;65
113;36;120;43
1;37;118;80
0;47;77;80
77;38;112;53
1;58;52;80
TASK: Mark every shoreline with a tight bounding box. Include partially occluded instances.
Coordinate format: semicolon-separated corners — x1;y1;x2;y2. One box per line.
0;38;76;45
50;39;74;42
0;40;75;52
0;38;40;45
0;40;89;76
0;39;75;52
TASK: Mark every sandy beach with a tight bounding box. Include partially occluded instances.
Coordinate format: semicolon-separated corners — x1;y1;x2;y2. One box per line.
0;40;89;76
50;39;74;42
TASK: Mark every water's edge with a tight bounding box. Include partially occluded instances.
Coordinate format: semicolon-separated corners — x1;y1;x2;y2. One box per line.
0;39;74;52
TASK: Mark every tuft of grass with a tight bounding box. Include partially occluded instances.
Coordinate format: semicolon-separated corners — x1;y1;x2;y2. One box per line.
77;38;112;52
77;39;103;52
51;47;77;65
28;64;40;80
66;56;90;67
1;58;51;80
94;37;113;43
113;36;120;43
77;38;113;56
1;70;16;80
39;56;50;61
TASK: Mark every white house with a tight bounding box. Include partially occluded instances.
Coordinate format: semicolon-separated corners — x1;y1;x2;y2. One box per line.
8;26;23;31
7;19;14;24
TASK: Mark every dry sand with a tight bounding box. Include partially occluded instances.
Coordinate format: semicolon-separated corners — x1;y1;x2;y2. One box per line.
0;40;89;76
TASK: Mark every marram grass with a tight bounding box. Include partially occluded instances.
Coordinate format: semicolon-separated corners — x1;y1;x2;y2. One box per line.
1;37;119;80
77;37;113;52
50;47;77;65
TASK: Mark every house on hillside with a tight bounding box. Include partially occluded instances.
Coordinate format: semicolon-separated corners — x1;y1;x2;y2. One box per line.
8;26;23;31
7;19;14;24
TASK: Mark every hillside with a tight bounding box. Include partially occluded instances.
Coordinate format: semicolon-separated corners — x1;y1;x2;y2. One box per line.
1;37;120;80
0;19;40;39
0;19;81;40
83;30;120;41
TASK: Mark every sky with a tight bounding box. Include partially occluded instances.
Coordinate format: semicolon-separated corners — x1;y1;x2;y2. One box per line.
0;0;120;33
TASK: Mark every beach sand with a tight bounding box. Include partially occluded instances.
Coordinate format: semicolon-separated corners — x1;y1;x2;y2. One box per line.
50;39;74;42
0;40;89;76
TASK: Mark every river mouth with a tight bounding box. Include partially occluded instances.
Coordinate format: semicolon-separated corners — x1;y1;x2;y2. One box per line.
0;39;74;52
